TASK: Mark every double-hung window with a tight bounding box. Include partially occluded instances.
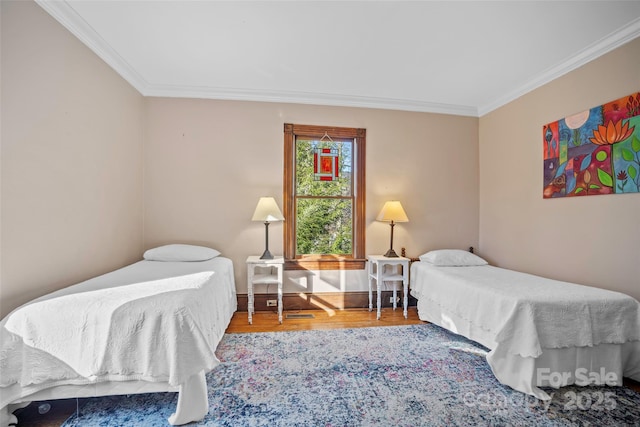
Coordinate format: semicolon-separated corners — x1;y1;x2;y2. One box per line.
283;124;366;270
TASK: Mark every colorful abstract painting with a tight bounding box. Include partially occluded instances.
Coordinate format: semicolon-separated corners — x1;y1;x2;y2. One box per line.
543;92;640;198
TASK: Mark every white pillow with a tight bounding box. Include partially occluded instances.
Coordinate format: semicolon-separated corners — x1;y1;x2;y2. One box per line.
419;249;487;266
143;244;220;262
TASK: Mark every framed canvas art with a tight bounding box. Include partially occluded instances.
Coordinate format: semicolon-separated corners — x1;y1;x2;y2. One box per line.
543;92;640;198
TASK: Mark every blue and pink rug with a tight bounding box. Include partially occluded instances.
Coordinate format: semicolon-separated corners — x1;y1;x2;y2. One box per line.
62;323;640;426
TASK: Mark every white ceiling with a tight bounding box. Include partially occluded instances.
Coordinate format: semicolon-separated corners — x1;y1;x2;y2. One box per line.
37;1;640;117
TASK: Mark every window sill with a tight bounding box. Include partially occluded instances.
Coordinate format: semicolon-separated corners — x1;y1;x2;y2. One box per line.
285;257;366;271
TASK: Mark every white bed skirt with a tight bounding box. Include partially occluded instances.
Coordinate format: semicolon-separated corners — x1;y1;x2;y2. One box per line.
0;370;207;426
489;340;640;399
417;298;640;400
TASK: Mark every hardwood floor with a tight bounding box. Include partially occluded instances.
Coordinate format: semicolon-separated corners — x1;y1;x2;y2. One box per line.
13;307;640;425
227;306;422;333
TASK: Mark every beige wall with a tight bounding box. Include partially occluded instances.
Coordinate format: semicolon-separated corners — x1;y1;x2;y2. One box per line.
479;37;640;300
0;1;144;317
1;0;478;315
144;99;479;293
14;0;634;315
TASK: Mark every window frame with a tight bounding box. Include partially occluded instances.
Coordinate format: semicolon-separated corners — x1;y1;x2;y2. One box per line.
283;123;366;270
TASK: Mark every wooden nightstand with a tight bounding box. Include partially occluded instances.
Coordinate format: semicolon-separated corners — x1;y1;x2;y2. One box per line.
246;256;284;324
367;255;410;320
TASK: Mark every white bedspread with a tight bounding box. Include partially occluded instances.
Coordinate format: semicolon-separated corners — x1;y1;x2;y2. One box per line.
0;257;237;410
410;262;640;399
410;263;640;358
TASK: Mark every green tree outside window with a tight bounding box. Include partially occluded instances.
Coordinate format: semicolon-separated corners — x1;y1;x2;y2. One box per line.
295;139;353;255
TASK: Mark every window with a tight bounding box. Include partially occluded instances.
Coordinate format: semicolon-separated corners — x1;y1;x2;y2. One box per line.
284;124;366;270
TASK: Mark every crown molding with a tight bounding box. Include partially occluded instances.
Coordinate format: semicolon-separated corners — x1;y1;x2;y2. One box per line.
35;0;149;93
34;0;478;117
478;17;640;117
36;1;639;119
145;84;479;116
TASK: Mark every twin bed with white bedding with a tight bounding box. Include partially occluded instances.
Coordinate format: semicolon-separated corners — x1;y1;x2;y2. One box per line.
4;242;639;424
410;249;640;400
1;244;237;426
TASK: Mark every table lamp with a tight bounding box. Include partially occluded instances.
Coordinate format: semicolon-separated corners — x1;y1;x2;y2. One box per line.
376;200;409;257
252;197;284;259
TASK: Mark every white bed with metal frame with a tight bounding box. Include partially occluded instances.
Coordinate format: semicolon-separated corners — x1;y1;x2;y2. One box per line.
1;244;237;426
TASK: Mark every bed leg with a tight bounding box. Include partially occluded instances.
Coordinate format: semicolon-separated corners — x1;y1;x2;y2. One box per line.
167;371;208;425
0;406;16;427
1;402;29;427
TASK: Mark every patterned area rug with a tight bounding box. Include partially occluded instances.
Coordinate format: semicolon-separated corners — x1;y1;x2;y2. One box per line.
62;324;640;426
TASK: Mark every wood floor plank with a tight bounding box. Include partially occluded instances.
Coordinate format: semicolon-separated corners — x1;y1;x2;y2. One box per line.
226;307;423;333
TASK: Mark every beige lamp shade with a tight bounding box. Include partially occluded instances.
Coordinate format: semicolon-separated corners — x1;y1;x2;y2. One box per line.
376;200;409;223
252;197;284;259
377;200;408;257
252;197;284;222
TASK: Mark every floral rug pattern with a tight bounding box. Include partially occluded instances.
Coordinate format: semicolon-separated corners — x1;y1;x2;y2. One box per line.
62;323;640;426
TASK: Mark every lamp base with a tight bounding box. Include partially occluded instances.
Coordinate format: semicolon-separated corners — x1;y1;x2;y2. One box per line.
383;248;399;257
260;249;274;260
260;221;274;259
